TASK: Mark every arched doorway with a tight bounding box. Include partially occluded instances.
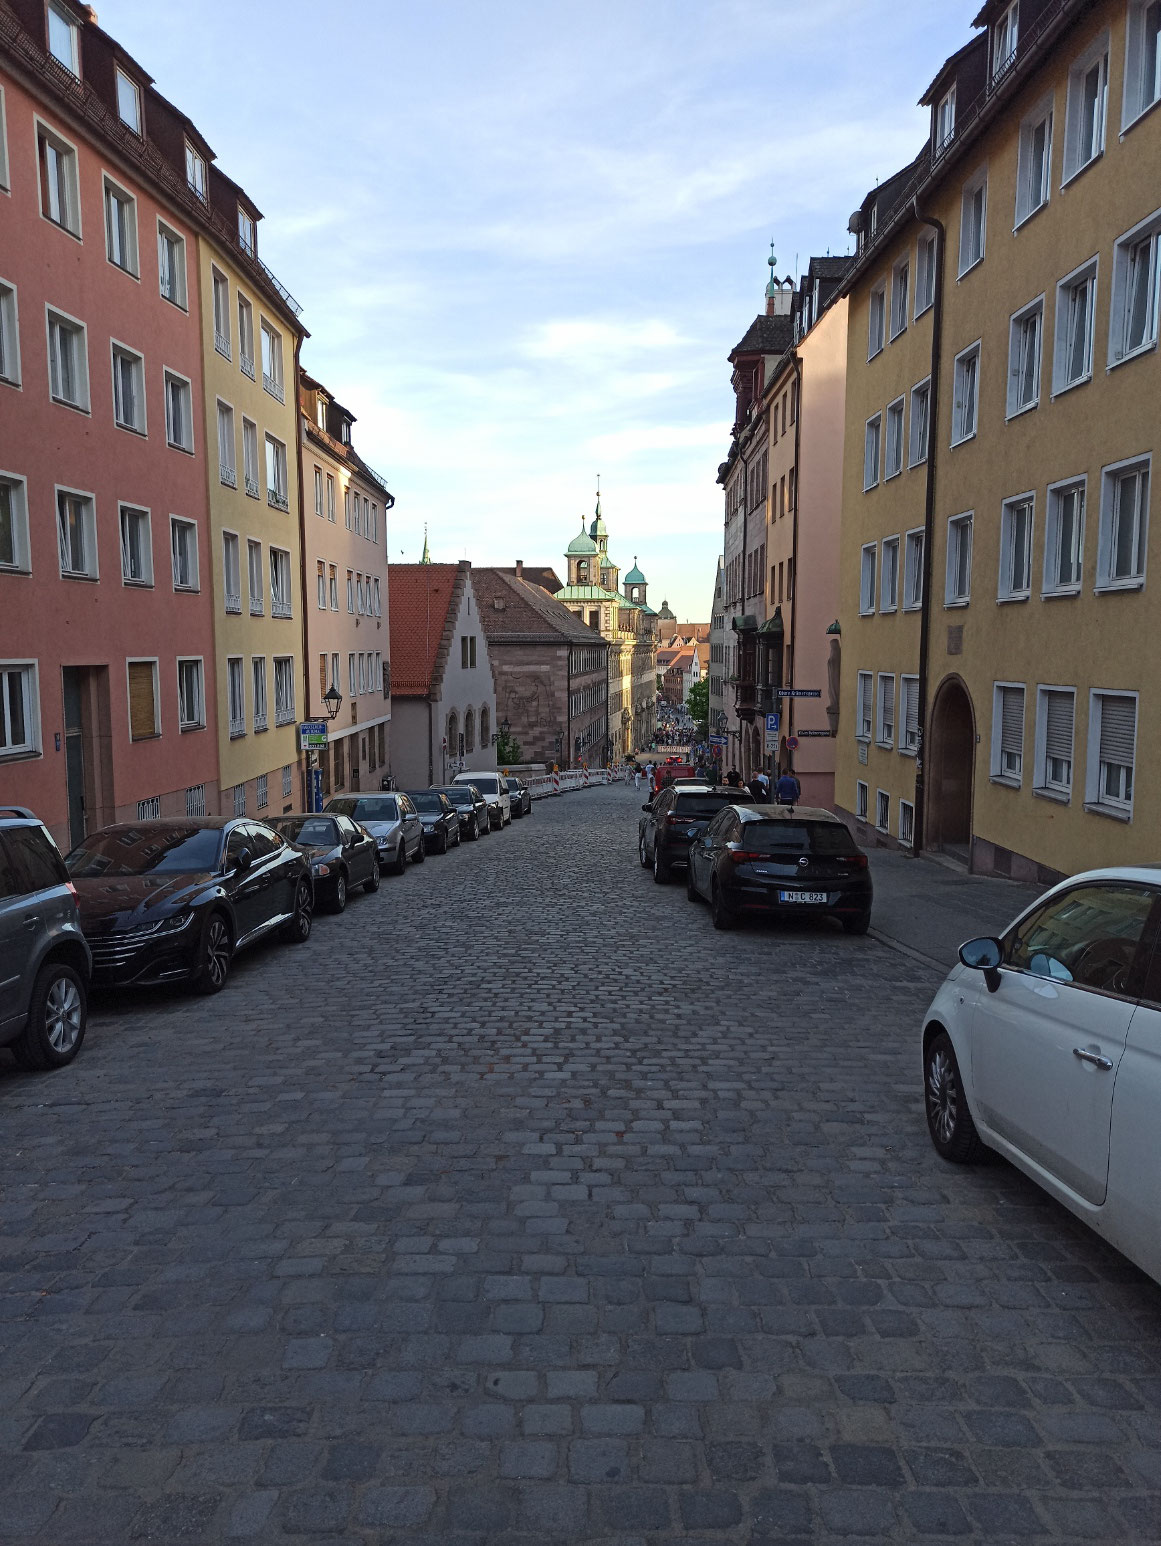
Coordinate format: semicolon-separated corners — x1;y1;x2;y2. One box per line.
928;675;975;863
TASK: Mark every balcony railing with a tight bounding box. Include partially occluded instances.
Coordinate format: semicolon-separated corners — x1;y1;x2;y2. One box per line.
263;373;285;404
267;489;289;513
245;475;260;499
271;597;292;619
229;716;245;739
220;463;236;488
240;353;255;381
214;331;231;360
136;796;160;820
224;590;241;614
253;710;268;732
274;704;295;727
249;594;263;616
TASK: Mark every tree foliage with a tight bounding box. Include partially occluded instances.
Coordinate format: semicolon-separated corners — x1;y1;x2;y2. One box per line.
686;678;709;731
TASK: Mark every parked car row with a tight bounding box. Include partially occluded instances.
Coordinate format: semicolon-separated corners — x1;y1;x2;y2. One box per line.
1;773;534;1075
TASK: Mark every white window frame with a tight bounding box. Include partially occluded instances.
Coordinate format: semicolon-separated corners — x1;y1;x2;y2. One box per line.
0;472;31;573
260;318;284;402
884;397;905;481
899;799;915;845
856;672;873;742
958;167;987;277
326;474;336;522
47;1;80;74
118;502;152;587
217;398;236;487
890;258;909;340
237;293;255;378
163;367;194;453
227;656;246;738
126;658;160;742
935;85;956;153
998;493;1035;602
908;377;930;467
45;304;89;411
1096;454;1151;590
316;560;327;610
110;338;146;435
177;657;206;731
1063;31;1109;183
0;277;20;387
1014;93;1053;228
875;788;891;832
269;546;292;618
863;413;881;490
184;141;207;201
238;207;255;256
859;542;877;615
1086;690;1138;816
945;512;973;607
0;661;40;758
876;674;895;749
900;674;920;756
242;417;259;498
1006;296;1044;418
951;341;980;445
1034;684;1076;799
102;174;139;277
915;232;937;318
273;657;296;726
1109;207;1161;367
211;266;231;360
1052;256;1098;395
1122;0;1161;130
252;656;268;732
314;467;324;518
867;282;886;360
903;528;924;611
36;117;80;237
1042;477;1086;596
55;484;97;579
265;434;288;510
115;66;141;133
222;529;241;613
991;681;1026;787
247;539;263;615
880;535;899;612
170;515;199;592
156;219;188;310
992;1;1019;80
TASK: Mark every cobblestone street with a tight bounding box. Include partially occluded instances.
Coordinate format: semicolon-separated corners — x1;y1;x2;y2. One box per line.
3;782;1161;1544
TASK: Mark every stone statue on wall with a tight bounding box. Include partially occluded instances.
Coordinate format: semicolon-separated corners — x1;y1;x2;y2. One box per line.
826;637;841;737
505;674;551;729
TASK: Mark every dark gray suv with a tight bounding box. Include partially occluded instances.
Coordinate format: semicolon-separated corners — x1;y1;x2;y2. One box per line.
0;808;91;1070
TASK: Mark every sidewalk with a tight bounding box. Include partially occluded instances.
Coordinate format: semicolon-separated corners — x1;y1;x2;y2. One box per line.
868;849;1045;974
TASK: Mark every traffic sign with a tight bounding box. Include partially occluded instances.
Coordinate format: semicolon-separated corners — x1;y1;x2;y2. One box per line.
709;734;728;746
786;736;799;750
777;688;822;699
765;712;780;734
299;720;328;750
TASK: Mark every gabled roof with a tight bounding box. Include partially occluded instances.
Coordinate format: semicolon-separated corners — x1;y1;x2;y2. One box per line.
499;565;563;592
807;256;853;280
388;563;467;697
729;313;795;361
472;569;609;648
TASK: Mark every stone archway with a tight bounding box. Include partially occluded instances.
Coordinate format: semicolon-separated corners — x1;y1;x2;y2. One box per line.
927;675;975;863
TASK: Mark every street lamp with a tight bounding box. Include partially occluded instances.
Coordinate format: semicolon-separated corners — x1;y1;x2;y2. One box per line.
491;716;511;747
322;685;343;721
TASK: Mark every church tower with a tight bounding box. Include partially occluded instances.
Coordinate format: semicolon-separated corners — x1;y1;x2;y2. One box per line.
565;518;598;586
623;557;647;608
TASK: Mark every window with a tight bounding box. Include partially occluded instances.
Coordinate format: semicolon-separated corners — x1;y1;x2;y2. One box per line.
47;2;79;74
344;488;352;531
170;517;198;591
252;657;268;732
269;547;292;617
185;142;206;201
876;789;890;831
348;652;356;697
1015;97;1052;225
1007;298;1043;416
946;513;973;605
0;475;29;573
356;574;365;614
915;232;937;317
329;652;339;690
265;435;288;511
998;496;1034;600
255;774;267;811
901;675;920;754
326;474;336;522
329;565;338;610
247;539;263;614
1110;210;1161;364
1043;479;1085;594
993;1;1019;78
0;280;20;386
856;672;873;740
907;379;930;469
1063;34;1109;180
890;260;909;338
274;658;295;725
111;342;145;433
237;294;255;378
157;221;186;308
1123;0;1161;128
867;283;885;359
884;398;904;479
1053;258;1097;393
951;343;980;444
855;779;869;820
346;571;354;613
857;543;877;615
876;674;895;748
127;660;159;741
57;488;96;577
1097;457;1150;587
359;654;367;695
177;659;205;730
212;267;230;358
103;178;138;275
958;169;987;276
0;87;7;193
119;504;151;586
461;635;477;668
935;85;956;152
227;657;245;737
282;764;293;798
38;122;80;235
0;662;39;757
46;307;88;410
164;370;193;452
217;400;235;486
114;66;140;132
260;320;284;402
880;536;899;613
992;683;1025;784
314;467;323;517
1036;686;1075;796
1088;692;1137;812
899;800;914;845
242;418;259;498
317;560;326;609
863;414;881;490
238;207;255;255
373;577;382;617
903;528;924;610
222;530;241;612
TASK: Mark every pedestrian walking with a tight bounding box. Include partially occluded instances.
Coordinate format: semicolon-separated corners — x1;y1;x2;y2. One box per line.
756;770;771;801
776;770;801;805
725;767;742;789
633;769;642;791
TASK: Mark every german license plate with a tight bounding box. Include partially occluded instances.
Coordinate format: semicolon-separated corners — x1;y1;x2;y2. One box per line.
779;890;827;904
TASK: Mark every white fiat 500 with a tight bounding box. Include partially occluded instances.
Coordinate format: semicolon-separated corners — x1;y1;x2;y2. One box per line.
922;867;1161;1286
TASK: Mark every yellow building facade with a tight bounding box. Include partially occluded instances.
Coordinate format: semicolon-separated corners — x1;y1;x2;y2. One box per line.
838;0;1161;881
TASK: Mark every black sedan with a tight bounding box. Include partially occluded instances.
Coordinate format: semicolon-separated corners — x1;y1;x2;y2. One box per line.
505;776;532;818
686;804;872;933
66;818;313;994
639;784;754;883
272;814;379;912
437;783;487;841
405;790;462;854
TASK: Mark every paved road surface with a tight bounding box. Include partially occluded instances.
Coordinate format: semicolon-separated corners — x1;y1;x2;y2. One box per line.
2;784;1159;1543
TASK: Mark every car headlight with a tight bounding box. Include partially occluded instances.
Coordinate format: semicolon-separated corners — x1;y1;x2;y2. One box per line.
136;911;195;935
315;862;331;877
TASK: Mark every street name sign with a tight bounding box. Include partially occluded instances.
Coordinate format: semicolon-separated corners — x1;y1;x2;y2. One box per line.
299;720;328;750
777;689;822;698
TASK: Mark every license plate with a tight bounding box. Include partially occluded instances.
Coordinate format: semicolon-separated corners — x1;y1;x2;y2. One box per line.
779;890;827;904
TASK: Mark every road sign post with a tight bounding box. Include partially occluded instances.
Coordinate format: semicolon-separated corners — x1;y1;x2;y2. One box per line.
764;712;780;754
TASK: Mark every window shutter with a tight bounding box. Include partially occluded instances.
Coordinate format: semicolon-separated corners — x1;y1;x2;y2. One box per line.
1000;686;1024;756
1099;697;1136;765
128;662;156;740
1044;691;1073;761
881;676;895;731
903;678;920;747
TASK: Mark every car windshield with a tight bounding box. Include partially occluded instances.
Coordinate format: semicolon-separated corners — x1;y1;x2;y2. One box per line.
466;777;497;793
741;821;859;855
330;797;397;821
674;793;753;818
505;779;520;791
407;793;444;813
444;788;473;805
67;825;223;877
276;818;337;846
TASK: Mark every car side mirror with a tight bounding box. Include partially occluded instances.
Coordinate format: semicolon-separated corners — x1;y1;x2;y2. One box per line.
642;803;653;812
959;935;1003;993
233;847;253;873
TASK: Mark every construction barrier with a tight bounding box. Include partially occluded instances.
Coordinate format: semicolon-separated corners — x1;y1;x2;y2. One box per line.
519;767;633;800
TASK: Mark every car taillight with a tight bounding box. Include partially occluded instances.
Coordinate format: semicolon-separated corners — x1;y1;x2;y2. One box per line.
728;850;763;864
840;854;869;869
665;813;684;825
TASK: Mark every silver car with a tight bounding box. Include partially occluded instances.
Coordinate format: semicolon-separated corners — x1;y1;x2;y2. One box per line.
325;794;425;875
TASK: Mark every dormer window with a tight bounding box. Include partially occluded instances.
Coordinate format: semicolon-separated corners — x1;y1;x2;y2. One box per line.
993;2;1019;80
47;2;79;77
316;398;327;430
115;68;141;134
340;420;351;444
185;143;206;201
238;208;255;255
935;85;956;151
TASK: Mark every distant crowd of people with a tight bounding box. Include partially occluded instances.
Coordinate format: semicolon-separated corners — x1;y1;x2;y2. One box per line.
631;758;801;805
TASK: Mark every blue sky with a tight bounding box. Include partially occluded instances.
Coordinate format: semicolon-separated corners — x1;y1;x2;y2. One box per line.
105;0;972;618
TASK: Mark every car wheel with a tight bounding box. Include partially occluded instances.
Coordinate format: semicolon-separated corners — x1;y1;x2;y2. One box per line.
394;842;407;875
330;869;348;914
194;913;232;994
652;845;670;885
468;818;479;841
842;909;872;935
453;825;462;846
12;962;87;1070
686;865;700;903
363;864;381;895
282;879;313;944
924;1031;984;1163
412;835;426;864
437;830;449;855
638;833;649;868
711;881;735;931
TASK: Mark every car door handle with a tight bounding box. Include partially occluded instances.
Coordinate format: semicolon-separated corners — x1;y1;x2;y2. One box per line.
1072;1047;1114;1071
23;916;40;929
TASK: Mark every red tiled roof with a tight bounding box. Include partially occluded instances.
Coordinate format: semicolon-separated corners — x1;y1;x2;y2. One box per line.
389;565;463;697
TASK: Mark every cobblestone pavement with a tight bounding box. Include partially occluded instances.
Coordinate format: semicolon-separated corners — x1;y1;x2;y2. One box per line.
2;782;1161;1545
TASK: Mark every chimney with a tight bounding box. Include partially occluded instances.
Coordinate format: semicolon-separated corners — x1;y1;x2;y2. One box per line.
515;559;523;579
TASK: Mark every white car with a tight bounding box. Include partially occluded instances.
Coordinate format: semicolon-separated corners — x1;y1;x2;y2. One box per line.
452;771;510;830
922;866;1161;1286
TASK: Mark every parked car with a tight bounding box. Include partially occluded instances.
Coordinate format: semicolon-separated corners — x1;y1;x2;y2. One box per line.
66;818;313;995
639;784;755;883
272;813;379;912
922;867;1161;1286
405;790;462;854
453;771;511;829
439;784;488;841
0;807;91;1070
685;804;872;933
505;776;532;818
325;793;425;874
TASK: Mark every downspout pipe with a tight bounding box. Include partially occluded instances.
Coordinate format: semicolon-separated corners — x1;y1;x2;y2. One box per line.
912;199;945;855
788;351;803;769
